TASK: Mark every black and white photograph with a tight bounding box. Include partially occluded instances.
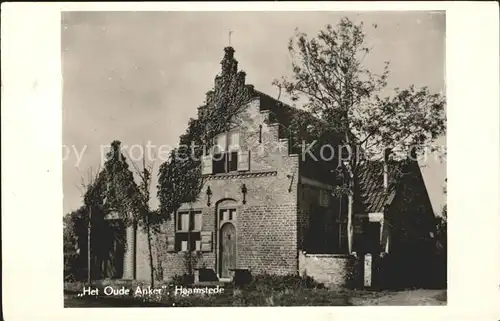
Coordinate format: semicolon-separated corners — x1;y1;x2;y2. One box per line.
61;10;448;307
2;3;499;319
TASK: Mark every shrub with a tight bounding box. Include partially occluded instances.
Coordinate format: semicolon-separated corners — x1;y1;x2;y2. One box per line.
63;207;88;281
243;272;325;291
64;252;80;282
170;273;195;286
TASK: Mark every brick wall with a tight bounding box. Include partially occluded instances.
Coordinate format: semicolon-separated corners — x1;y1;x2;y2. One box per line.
238;204;297;275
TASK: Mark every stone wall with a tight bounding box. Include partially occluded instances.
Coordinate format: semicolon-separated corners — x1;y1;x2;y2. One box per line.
298;251;362;288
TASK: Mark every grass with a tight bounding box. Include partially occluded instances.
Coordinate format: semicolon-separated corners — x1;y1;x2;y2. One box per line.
64;274;447;307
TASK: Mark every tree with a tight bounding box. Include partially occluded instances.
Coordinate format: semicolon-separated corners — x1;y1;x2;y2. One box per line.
63;206;88;281
276;17;446;254
436;178;447;255
126;146;161;288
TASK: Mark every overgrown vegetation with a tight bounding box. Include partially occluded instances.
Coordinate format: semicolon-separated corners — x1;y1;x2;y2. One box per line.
63;141;164;286
157;47;255;216
63;207;88;281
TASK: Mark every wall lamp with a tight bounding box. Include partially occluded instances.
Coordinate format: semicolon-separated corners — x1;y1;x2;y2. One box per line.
206;186;212;206
241;184;247;204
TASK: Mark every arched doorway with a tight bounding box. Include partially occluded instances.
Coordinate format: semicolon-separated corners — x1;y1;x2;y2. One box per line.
219;222;236;278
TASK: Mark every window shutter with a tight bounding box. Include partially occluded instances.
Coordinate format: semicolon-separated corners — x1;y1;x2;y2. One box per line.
193;212;202;231
166;236;175;252
237;150;250;171
181;240;188;252
178;212;190;232
200;231;213;252
228;131;240;151
202;155;212;175
215;133;227;152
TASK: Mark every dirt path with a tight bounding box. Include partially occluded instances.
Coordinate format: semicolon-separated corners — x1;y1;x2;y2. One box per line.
351;289;447;306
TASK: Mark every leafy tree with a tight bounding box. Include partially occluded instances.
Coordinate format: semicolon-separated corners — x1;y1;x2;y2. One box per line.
126;147;161;288
63;206;88;281
275;17;446;253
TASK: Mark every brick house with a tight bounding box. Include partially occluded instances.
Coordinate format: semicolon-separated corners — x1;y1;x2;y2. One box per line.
96;47;437;289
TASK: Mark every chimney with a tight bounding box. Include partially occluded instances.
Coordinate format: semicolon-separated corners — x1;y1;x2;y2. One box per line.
383;148;391;192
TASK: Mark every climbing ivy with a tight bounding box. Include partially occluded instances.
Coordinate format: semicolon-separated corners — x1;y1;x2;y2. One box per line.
102;140;144;226
157;47;254;216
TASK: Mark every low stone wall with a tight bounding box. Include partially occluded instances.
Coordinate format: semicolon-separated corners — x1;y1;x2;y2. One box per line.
298;251;363;288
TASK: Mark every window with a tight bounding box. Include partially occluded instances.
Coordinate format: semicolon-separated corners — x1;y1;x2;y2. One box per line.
307;205;329;253
219;208;236;222
212;131;240;174
175;210;202;252
332;196;349;253
202;131;250;175
306;197;348;254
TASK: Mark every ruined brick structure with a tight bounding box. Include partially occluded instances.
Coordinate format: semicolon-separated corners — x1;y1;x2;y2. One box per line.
101;47;437;289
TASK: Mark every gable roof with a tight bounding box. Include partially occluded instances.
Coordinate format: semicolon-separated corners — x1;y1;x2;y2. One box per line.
357;161;399;213
357;159;434;215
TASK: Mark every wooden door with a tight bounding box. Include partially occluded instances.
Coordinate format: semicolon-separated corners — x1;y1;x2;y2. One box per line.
219;223;236;278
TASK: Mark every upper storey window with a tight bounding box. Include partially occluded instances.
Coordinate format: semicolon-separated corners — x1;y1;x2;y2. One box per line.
202;130;250;175
213;130;240;174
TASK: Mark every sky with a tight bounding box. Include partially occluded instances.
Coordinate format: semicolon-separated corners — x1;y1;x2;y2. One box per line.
62;11;446;215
